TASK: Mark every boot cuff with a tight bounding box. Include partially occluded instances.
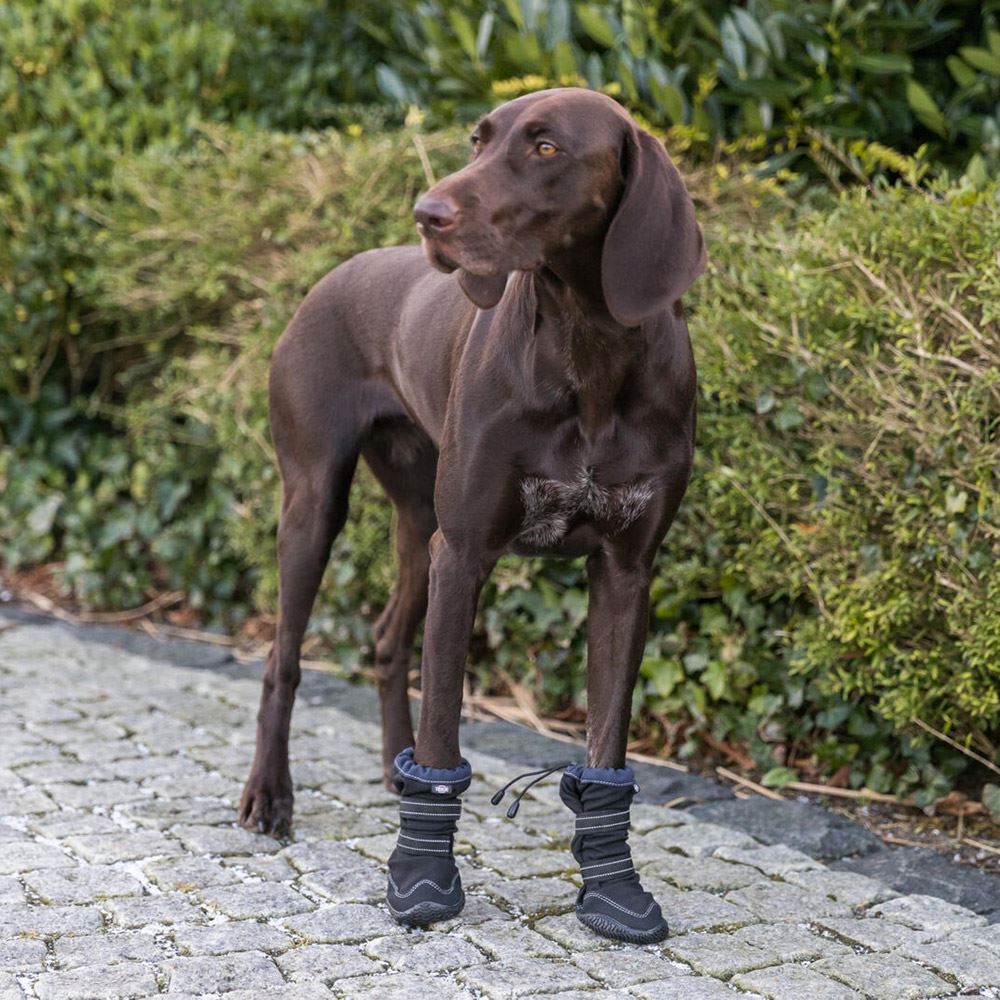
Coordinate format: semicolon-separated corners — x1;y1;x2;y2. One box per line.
564;764;636;787
393;747;472;795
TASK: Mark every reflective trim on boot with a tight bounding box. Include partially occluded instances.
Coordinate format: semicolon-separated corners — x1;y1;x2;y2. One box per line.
385;747;470;926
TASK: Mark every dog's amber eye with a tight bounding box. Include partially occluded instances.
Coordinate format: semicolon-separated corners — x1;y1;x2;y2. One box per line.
536;140;558;157
470;135;482;154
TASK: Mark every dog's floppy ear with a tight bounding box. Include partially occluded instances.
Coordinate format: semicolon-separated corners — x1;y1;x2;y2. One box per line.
458;270;508;310
601;126;706;327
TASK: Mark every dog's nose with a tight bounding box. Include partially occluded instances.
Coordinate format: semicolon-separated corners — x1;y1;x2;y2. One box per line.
414;195;459;237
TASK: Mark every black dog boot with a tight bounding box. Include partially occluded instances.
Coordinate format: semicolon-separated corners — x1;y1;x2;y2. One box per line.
559;764;669;944
386;747;471;926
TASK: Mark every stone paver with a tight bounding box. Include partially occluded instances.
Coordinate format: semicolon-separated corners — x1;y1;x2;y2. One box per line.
631;976;757;999
333;972;477;999
714;843;822;876
0;938;47;972
724;879;853;922
816;915;939;951
34;963;161;1000
642;852;763;892
277;942;381;983
733;964;864;1000
363;933;488;972
163;951;285;993
198;881;315;919
24;863;145;904
869;891;988;934
895;937;1000;989
812;953;953;999
1;617;996;1000
457;956;599;996
0;841;75;874
172;921;293;957
53;930;172;969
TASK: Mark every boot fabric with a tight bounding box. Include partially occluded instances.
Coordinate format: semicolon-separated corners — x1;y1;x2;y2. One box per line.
385;746;471;926
559;763;669;944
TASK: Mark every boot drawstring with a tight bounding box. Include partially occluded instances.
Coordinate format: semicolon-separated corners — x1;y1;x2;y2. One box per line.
491;761;575;818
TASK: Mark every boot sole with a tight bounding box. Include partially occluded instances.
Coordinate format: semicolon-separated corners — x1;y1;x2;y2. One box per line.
577;909;669;945
388;894;465;927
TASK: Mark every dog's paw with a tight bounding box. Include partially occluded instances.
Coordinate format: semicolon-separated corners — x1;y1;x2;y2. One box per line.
238;775;294;837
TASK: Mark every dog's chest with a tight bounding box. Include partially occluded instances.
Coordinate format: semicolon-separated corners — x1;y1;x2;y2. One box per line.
517;468;655;547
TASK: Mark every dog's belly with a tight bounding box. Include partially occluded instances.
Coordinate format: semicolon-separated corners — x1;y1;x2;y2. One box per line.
516;468;656;548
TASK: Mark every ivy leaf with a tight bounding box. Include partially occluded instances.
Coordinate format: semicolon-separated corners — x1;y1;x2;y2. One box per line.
774;400;804;431
27;493;63;536
761;766;798;789
945;487;968;514
704;660;728;700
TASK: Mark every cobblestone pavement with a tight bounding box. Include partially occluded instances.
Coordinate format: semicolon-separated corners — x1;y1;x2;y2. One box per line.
2;617;999;999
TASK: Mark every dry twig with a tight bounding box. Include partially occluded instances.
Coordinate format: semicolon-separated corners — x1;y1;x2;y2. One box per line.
23;589;184;624
716;766;784;801
783;779;915;806
912;717;1000;779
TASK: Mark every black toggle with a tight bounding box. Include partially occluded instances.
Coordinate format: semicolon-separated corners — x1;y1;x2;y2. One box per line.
491;761;575;818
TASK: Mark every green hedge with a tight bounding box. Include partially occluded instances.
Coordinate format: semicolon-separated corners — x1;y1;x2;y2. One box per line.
4;126;995;800
3;0;998;421
376;0;1000;177
3;0;999;798
0;0;398;414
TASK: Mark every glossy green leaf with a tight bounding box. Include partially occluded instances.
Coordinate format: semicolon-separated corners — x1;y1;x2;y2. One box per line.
732;7;769;54
575;5;617;48
448;11;477;61
475;11;495;58
719;15;747;75
959;46;1000;75
946;55;977;88
852;53;913;75
649;78;685;124
905;78;947;136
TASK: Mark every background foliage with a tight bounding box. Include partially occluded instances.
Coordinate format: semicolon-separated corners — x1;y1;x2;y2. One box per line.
2;0;999;799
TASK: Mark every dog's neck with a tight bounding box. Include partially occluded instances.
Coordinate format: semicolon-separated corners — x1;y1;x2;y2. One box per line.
527;242;643;443
535;234;623;334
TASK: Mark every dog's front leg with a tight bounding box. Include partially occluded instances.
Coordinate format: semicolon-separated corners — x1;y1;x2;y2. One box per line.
556;543;670;944
414;530;496;768
385;528;495;926
583;546;653;769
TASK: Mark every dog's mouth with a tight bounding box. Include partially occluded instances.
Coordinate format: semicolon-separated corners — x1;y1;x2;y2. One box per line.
419;228;536;278
425;241;460;274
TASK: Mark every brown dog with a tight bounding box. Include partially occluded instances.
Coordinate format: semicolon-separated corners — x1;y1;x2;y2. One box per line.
239;87;704;838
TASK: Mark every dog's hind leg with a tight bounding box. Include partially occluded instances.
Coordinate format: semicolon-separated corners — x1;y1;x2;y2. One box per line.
239;326;369;836
239;437;359;836
363;417;439;789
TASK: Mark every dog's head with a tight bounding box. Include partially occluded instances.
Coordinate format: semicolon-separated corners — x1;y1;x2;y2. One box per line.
413;87;705;326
